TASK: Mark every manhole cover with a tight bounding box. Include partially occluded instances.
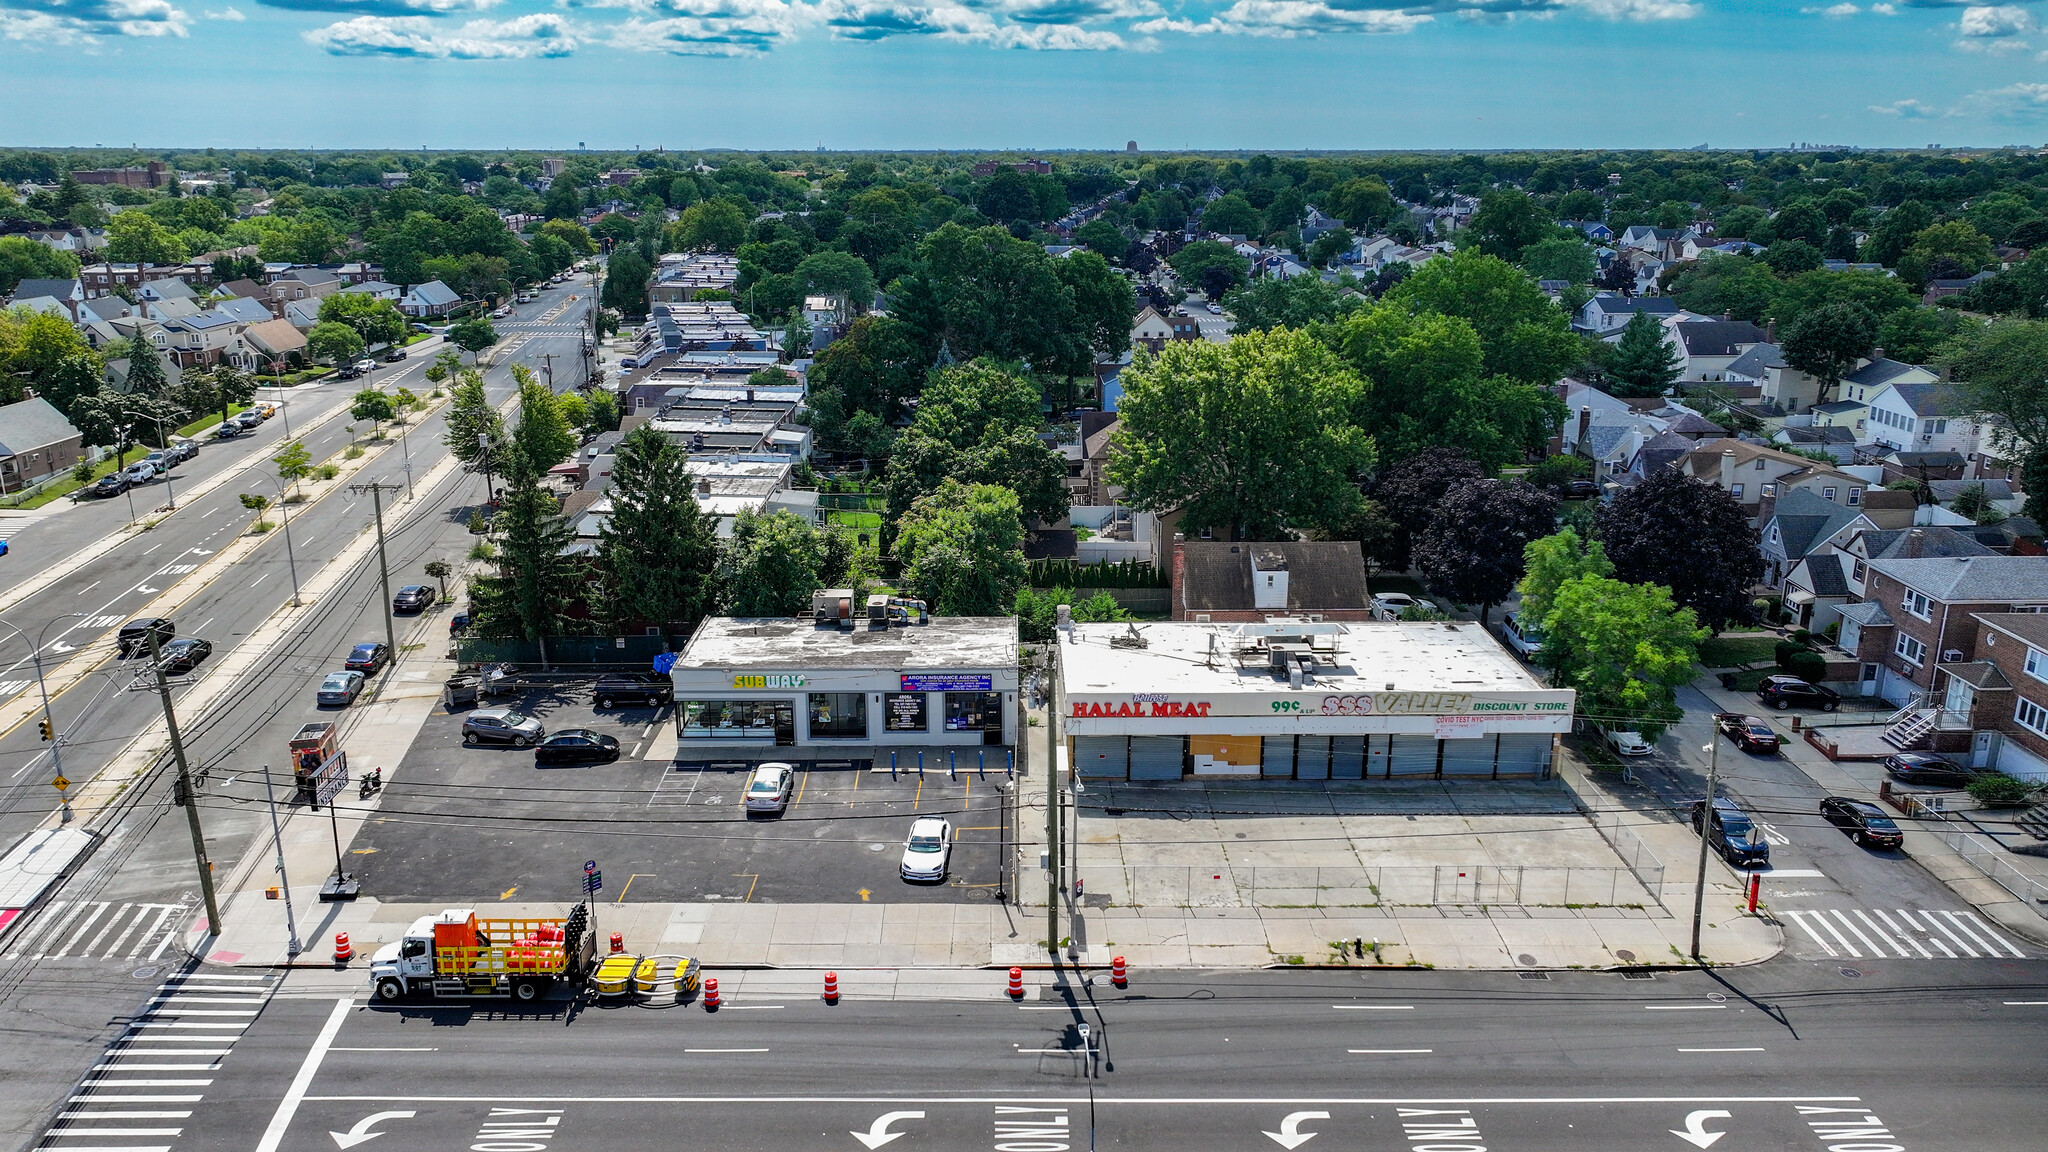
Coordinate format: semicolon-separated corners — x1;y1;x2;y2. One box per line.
1517;953;1539;966
869;844;886;852
131;967;161;980
1840;967;1863;979
1615;949;1636;962
1518;971;1549;980
1707;992;1727;1002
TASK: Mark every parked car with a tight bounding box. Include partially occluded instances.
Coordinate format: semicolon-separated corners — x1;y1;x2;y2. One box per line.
123;462;160;485
534;729;621;765
89;473;131;497
462;708;545;747
594;672;673;709
900;816;953;882
384;348;408;362
1714;713;1783;755
232;409;264;429
116;618;174;656
254;401;279;420
1206;302;1222;314
143;451;170;473
1690;797;1771;868
1370;592;1437;621
392;585;434;613
215;421;246;439
1562;478;1599;500
1882;752;1984;787
156;637;212;672
352;359;377;374
334;365;362;381
619;356;640;370
165;441;198;464
1604;727;1652;757
344;642;391;673
317;670;366;707
744;763;795;814
449;612;471;636
1757;674;1840;712
1820;796;1905;850
1500;612;1543;658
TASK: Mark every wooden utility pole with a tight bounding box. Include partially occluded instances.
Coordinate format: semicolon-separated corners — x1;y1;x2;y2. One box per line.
146;629;222;934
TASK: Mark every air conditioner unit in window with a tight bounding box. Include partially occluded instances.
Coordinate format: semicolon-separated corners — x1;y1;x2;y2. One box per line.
1943;649;1965;662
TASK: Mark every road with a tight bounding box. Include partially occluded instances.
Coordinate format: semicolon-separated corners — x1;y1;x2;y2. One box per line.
43;962;2048;1151
0;272;601;1150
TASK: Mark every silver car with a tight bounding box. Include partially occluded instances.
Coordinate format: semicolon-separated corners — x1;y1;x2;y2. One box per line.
462;707;545;747
743;762;795;814
317;670;366;707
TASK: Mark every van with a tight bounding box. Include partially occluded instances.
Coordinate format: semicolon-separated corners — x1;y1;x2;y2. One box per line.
1501;612;1543;659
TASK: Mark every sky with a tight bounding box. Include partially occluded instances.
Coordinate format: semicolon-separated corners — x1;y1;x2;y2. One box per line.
7;0;2048;150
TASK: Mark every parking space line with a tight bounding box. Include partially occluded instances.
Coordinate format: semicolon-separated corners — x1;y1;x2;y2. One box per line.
793;768;810;807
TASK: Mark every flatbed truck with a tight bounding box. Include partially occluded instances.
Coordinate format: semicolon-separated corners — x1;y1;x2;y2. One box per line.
369;906;592;1003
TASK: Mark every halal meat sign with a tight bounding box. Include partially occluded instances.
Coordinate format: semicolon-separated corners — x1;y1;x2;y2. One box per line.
1072;699;1211;718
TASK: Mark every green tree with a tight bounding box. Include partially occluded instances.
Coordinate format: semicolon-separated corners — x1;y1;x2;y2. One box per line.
510;366;575;473
540;218;595;256
1515;528;1614;660
895;480;1028;616
443;369;507;481
806;314;925;452
306;322;364;366
890;223;1089;375
792;250;876;309
1593;470;1758;631
598;424;719;631
601;248;651;315
543;180;583;222
0;307;103;412
1943;319;2048;521
714;509;842;617
672;198;750;253
1667;254;1780;322
317;293;406;348
1764;239;1823;277
975;168;1040;225
171;367;220;427
1053;250;1137;361
1540;575;1705;738
586;389;621;434
1519;237;1597;285
272;438;312;496
1109;327;1374;539
1385;250;1581;384
1201;193;1262;237
1464;191;1554;263
1075;218;1125;259
104;212;187;265
214;365;256;426
423;348;463;385
0;235;79;295
1224;276;1358;334
448;316;497;361
1897;220;1994;289
118;333;170;397
1166;240;1249;296
469;462;581;649
1325;178;1397;231
1014;587;1131;643
350;388;395;431
1780;302;1877;399
883;360;1070;534
238;492;271;529
1606;309;1683;397
1766;268;1917;327
1876;306;1963;364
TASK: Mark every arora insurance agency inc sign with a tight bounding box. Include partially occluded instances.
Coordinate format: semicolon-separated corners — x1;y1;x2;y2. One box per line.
1065;689;1575;734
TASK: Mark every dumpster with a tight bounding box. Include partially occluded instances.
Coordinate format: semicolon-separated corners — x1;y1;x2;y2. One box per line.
443;675;481;710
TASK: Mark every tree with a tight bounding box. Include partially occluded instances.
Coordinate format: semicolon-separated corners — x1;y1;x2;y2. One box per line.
715;509;843;617
1166;240;1249;295
469;461;581;649
0;307;103;412
1200;193;1262;237
1385;250;1581;385
1593;470;1758;631
171;369;221;428
1414;478;1559;624
1326;178;1397;231
0;235;79;295
1053;250;1136;361
443;369;507;481
104;212;186;265
1897;220;1994;289
1519;237;1597;285
1606;309;1683;397
424;559;453;603
673;198;749;253
1540;575;1705;738
1110;327;1373;539
598;425;719;631
238;492;271;530
1308;229;1351;269
1515;528;1613;659
975;168;1040;225
1876;306;1963;364
806;314;925;450
1943;318;2048;521
115;333;169;397
1075;218;1124;259
890;224;1089;375
306;321;364;366
540;218;595;256
1780;302;1877;399
1224;276;1356;334
601;248;651;315
448;316;497;361
273;439;312;496
543;180;583;222
1367;447;1486;573
895;480;1028;616
510;367;575;474
350;388;395;430
318;293;407;349
791;250;875;310
1464;191;1553;263
1764;239;1823;277
883;360;1070;535
423;348;463;385
1015;587;1131;643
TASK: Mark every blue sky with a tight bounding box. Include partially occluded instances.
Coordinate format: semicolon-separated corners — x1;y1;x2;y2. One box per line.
6;0;2048;149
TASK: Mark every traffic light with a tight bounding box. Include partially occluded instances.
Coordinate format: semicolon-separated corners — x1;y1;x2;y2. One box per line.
38;718;52;742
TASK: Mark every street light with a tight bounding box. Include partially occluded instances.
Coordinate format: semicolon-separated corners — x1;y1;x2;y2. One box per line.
1691;733;1722;961
246;469;304;608
0;612;89;823
128;407;189;512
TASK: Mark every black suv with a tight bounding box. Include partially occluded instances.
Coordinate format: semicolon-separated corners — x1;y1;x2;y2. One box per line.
1757;674;1840;712
89;473;130;498
1883;752;1983;787
1820;796;1904;850
1690;797;1772;868
116;617;175;656
593;672;673;709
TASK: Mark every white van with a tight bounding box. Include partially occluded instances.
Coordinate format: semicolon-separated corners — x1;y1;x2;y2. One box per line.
1501;611;1543;659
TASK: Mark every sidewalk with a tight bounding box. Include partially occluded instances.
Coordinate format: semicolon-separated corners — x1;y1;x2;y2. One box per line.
1694;678;2048;948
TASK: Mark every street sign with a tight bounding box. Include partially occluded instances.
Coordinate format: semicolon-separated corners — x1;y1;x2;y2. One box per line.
584;859;597;872
314;751;350;806
50;775;68;792
582;871;602;893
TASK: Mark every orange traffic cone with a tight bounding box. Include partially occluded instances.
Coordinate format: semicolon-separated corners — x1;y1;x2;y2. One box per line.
823;971;839;1003
333;933;353;964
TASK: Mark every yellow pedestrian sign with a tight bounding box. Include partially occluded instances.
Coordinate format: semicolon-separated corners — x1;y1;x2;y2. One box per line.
51;775;69;791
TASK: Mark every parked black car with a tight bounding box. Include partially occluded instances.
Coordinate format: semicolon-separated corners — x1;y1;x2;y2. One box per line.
116;618;175;656
157;637;212;672
215;422;245;440
344;642;391;673
165;441;198;464
1820;796;1905;850
1690;797;1772;868
534;729;622;765
89;473;131;498
1883;752;1984;787
593;672;673;709
1563;478;1599;500
392;585;434;613
384;348;408;362
1757;674;1841;712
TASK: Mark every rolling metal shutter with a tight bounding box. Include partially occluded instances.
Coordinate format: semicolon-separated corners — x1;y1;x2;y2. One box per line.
1330;736;1366;780
1494;733;1554;778
1261;736;1295;778
1388;734;1439;777
1073;736;1128;780
1364;735;1391;778
1439;734;1496;777
1128;736;1184;780
1294;736;1332;780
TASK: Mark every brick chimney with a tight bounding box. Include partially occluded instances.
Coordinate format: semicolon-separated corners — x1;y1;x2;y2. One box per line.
1171;535;1187;621
1577;405;1592;444
1906;529;1925;559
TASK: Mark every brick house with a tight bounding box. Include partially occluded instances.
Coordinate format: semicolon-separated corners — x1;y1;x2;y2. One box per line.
0;398;85;491
1941;613;2048;780
1845;553;2048;708
1171;540;1374;623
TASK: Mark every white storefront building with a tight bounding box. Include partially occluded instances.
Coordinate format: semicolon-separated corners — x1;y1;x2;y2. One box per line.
1058;620;1573;781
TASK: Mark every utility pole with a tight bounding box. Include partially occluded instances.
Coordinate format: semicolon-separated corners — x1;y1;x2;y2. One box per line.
351;483;403;662
260;765;302;958
146;628;222;935
540;352;555;391
1046;642;1061;957
479;432;495;505
1691;732;1721;961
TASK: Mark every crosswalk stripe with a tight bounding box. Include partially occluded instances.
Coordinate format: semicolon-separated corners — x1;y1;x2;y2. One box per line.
160;974;267;981
1850;909;1910;958
4;902;187;960
55;903;111;957
121;907;182;959
1869;909;1932;957
1939;910;2000;956
0;679;28;697
1783;907;2027;959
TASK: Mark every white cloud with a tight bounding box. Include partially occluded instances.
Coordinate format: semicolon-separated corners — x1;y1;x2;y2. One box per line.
0;0;189;36
1872;2;1896;11
600;0;817;53
0;8;97;40
304;11;576;55
263;0;500;15
1142;0;1433;37
1799;3;1859;16
1958;4;2032;34
1870;97;1937;117
203;4;245;15
1954;82;2048;119
1559;0;1695;18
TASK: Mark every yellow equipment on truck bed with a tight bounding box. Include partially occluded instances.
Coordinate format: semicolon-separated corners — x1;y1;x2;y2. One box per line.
369;906;594;1003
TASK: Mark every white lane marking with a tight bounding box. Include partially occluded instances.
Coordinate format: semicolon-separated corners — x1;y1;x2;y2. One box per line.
56;1112;193;1119
161;973;268;981
137;1009;258;1016
75;581;101;595
91;1064;222;1071
1643;1005;1726;1011
1869;910;1931;959
142;542;163;555
1955;910;2026;958
200;507;217;518
1015;1006;1071;1011
46;1128;183;1136
1347;1049;1433;1054
68;1097;204;1103
1012;1048;1078;1054
249;573;269;587
107;1049;233;1056
712;1004;784;1010
55;902;112;957
1754;869;1824;878
40;1145;173;1150
1925;910;1985;956
2005;1000;2048;1005
329;1048;438;1052
75;1080;212;1087
682;1048;769;1053
253;998;353;1152
1851;910;1910;959
1333;1005;1413;1010
133;1023;247;1030
1677;1047;1766;1052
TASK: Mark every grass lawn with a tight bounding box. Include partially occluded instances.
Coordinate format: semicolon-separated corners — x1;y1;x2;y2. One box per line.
1719;667;1778;692
1368;573;1427;597
1697;635;1780;668
0;445;152;510
827;509;883;532
176;404;253;438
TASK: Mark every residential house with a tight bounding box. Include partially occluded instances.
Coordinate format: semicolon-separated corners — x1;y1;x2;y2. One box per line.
398;280;461;318
1861;380;1979;458
242;318;308;371
1922;272;1994;306
1725;342;1827;414
1847;554;2048;707
1760;488;1869;590
1939;612;2048;779
211;297;276;325
1299;208;1345;244
138;277;198;304
0;398;84;492
1563;221;1614;243
283;298;325;330
1771;424;1857;465
269;268;342;303
1170;540;1374;623
339;280;403;302
1838;356;1938;406
1678;439;1867;522
6;278;85;320
1669;319;1769;382
1129;306;1183;354
1811;399;1868;441
1574;293;1680;335
78;263;152;297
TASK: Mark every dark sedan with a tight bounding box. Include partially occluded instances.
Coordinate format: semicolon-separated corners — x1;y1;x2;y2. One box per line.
534;729;622;766
1883;752;1983;787
344;642;391;673
1821;796;1905;850
89;473;130;498
392;585;434;613
157;637;212;672
1757;674;1840;712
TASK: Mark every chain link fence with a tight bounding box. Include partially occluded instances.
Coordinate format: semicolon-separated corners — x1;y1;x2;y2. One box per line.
1590;811;1670;911
1921;815;2048;915
1073;864;1658;909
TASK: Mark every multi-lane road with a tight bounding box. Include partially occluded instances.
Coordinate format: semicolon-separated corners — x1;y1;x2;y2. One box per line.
0;274;601;1149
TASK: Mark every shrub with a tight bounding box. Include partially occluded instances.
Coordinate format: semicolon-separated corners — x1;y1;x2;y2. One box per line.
1968;773;2039;808
344;445;364;460
1782;648;1827;684
316;463;341;480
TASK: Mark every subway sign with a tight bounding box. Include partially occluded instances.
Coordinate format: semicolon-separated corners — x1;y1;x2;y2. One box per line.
732;674;806;689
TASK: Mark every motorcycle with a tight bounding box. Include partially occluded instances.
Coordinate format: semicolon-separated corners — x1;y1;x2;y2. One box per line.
358;767;383;799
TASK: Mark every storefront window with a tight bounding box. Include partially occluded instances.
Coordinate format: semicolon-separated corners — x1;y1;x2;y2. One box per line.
883;692;928;732
944;692;1002;732
681;700;791;739
808;692;868;739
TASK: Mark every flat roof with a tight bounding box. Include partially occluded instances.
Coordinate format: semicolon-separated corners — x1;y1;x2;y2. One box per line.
678;617;1018;671
1059;620;1553;697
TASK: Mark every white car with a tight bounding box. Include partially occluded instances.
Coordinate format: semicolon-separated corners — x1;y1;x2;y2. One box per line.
1500;611;1543;658
353;359;376;374
1605;728;1653;757
1207;303;1222;314
1371;592;1438;621
743;762;795;814
900;816;953;883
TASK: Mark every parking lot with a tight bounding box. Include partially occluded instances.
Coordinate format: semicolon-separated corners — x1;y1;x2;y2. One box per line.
349;685;1012;906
